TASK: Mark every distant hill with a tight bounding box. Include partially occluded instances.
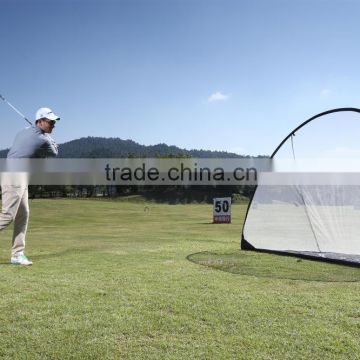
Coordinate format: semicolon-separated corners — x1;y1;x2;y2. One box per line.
0;148;8;158
0;136;261;158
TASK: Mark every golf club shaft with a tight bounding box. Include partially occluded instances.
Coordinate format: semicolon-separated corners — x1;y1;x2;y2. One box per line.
0;94;32;125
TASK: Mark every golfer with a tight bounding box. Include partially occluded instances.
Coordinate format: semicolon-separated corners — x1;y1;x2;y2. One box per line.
0;107;60;265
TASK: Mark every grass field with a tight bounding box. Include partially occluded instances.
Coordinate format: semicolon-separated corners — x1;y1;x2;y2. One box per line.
0;199;360;359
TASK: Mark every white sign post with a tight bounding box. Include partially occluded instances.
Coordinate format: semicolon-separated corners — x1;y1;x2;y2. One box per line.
213;197;231;223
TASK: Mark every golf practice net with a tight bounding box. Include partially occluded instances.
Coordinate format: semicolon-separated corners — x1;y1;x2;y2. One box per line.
241;108;360;265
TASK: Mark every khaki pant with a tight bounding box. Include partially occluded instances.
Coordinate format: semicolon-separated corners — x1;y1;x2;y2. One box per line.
0;186;29;257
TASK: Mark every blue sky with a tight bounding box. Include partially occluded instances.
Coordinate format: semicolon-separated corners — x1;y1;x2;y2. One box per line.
1;0;360;155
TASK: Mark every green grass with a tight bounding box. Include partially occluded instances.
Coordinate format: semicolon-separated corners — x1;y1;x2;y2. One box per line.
0;199;359;359
188;251;360;282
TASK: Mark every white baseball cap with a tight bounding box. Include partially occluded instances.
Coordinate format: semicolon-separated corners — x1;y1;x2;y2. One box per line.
35;107;60;121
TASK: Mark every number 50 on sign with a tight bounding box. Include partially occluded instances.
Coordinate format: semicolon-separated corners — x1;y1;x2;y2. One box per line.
213;197;231;224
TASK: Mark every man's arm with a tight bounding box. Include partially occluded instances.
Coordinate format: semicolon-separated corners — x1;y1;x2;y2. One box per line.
41;134;58;157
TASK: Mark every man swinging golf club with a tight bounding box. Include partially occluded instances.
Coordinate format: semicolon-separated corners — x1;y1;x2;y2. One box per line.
0;106;60;265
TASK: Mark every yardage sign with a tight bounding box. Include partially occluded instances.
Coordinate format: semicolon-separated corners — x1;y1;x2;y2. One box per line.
213;197;231;223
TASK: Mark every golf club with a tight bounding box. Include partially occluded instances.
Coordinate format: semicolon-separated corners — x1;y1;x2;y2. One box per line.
0;93;32;125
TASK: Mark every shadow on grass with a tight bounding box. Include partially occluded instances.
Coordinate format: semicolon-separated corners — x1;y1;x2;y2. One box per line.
187;251;360;282
31;247;99;260
0;247;98;264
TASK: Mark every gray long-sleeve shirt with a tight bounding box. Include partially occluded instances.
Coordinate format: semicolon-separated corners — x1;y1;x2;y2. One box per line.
7;126;58;158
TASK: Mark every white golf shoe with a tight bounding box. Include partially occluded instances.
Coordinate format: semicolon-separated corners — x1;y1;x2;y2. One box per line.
11;253;33;266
